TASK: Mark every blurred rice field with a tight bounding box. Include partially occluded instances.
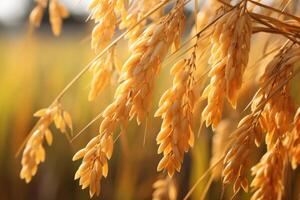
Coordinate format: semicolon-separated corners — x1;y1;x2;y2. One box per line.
0;32;94;200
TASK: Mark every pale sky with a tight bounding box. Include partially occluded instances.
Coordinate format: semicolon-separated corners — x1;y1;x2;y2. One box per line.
0;0;196;26
0;0;91;25
0;0;27;25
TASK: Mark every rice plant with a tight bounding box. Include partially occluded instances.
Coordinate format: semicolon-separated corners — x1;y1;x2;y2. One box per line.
17;0;300;199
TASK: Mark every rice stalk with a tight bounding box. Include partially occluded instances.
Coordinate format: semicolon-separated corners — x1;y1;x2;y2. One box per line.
73;1;186;196
202;4;252;129
20;0;300;199
20;103;72;182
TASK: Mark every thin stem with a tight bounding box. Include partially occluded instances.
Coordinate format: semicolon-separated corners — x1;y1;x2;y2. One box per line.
183;156;224;200
250;14;300;45
247;0;300;22
194;0;199;32
200;175;214;200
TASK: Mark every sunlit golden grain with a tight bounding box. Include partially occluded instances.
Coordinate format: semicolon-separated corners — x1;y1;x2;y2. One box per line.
19;0;300;199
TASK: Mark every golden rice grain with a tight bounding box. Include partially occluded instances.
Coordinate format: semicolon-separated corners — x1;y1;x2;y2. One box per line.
152;176;177;200
89;0;118;52
202;7;252;129
252;45;299;149
88;49;116;101
49;0;68;36
222;114;262;193
20;103;72;182
29;0;48;28
29;0;68;36
73;134;113;197
29;4;45;28
155;56;196;176
251;141;287;200
74;2;185;196
223;44;299;196
115;2;185;125
20;128;48;183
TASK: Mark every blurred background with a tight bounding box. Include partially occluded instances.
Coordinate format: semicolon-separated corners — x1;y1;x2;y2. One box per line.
1;0;300;200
